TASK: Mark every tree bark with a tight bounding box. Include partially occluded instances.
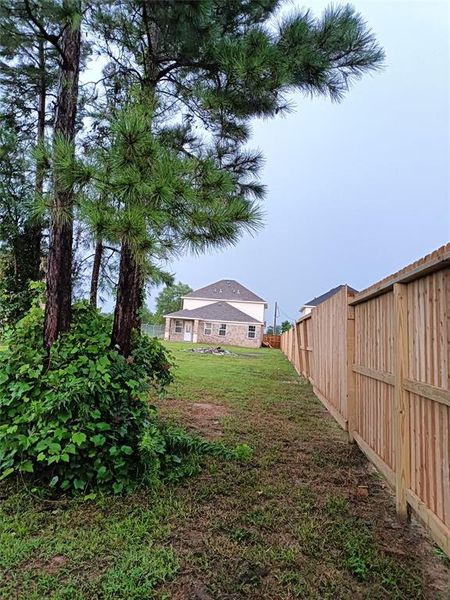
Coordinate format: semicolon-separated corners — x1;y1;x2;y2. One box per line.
111;241;139;357
89;239;103;308
132;269;144;332
44;4;81;350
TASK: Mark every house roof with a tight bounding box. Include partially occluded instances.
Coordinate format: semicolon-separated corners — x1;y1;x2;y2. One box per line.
302;285;358;308
165;301;261;324
184;279;266;304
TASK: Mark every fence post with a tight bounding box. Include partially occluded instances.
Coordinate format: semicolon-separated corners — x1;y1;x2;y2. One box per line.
304;320;310;381
394;282;410;521
295;323;301;375
347;303;356;442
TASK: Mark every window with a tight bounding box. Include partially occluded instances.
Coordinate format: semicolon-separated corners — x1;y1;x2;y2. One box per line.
175;320;183;333
218;323;227;336
248;325;256;339
204;322;212;335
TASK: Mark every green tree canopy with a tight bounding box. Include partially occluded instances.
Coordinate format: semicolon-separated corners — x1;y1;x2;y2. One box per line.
155;282;193;322
281;320;291;333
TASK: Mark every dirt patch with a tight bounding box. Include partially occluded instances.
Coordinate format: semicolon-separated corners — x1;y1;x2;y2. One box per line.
27;555;67;574
158;399;229;439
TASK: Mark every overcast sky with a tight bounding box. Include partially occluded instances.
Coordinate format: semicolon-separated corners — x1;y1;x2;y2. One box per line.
148;0;449;325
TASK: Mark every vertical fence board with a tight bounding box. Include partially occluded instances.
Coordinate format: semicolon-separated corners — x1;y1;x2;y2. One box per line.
394;283;409;520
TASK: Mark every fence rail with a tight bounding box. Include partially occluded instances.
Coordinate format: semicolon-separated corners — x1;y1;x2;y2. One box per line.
280;243;450;557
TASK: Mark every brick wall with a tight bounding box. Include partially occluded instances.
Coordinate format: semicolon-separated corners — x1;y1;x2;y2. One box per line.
166;318;264;347
197;321;263;348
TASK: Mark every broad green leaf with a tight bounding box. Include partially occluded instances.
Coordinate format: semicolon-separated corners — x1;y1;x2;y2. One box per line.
72;432;87;446
91;434;106;447
19;460;34;473
96;422;111;431
65;443;76;454
97;465;107;479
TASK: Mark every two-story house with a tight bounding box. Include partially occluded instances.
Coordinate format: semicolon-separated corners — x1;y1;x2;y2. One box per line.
164;280;267;347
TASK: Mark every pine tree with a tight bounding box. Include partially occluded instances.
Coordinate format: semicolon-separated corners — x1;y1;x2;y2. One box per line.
0;0;85;346
89;1;384;353
88;100;264;354
42;0;83;349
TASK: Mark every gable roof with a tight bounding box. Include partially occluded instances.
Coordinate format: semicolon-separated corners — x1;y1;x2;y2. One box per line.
302;285;358;308
165;301;261;324
184;279;266;304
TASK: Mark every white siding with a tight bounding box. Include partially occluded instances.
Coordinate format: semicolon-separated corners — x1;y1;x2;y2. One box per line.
182;297;265;322
182;298;217;311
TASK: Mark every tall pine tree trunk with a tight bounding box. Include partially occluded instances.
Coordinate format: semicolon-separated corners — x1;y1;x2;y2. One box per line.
111;241;139;357
89;239;103;308
110;1;156;356
44;5;81;349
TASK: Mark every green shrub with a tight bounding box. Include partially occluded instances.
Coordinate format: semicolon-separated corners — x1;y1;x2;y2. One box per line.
0;302;252;495
0;302;175;494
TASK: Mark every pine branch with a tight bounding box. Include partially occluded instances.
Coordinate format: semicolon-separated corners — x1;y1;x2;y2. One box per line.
23;0;63;58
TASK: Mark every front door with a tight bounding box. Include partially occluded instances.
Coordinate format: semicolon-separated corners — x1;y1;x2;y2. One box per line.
184;321;193;342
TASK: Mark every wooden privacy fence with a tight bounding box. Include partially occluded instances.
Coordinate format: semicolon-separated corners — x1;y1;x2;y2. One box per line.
280;244;450;557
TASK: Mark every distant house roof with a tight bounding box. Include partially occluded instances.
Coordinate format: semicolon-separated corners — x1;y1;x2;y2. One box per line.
302;285;358;308
165;301;261;324
184;279;266;304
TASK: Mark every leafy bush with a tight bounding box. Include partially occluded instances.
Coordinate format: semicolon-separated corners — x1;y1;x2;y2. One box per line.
0;302;251;495
0;302;175;494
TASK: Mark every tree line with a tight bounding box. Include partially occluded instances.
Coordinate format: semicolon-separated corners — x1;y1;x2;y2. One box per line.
0;0;384;356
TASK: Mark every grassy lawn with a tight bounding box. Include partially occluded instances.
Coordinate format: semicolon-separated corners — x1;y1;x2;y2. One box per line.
1;342;449;599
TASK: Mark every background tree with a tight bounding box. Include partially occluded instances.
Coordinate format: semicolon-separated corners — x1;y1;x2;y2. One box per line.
0;0;386;497
0;126;35;324
281;320;292;333
154;282;193;324
139;303;154;325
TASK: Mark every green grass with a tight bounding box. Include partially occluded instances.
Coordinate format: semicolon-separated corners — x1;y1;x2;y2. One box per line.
1;341;448;599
